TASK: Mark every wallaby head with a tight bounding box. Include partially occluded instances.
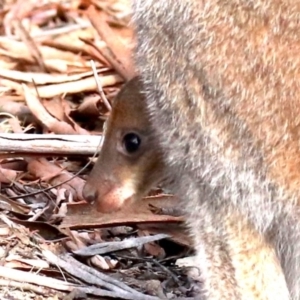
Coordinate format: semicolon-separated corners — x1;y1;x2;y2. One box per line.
83;77;164;213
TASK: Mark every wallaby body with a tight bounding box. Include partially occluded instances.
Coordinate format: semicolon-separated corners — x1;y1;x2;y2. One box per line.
83;78;290;299
130;1;300;299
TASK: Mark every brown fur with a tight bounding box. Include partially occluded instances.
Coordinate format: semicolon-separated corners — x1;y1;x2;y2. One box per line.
131;0;300;299
83;77;290;299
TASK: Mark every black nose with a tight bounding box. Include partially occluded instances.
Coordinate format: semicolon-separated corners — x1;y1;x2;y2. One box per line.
83;183;98;204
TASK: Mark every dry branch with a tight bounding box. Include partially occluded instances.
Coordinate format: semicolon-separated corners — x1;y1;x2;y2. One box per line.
0;133;102;157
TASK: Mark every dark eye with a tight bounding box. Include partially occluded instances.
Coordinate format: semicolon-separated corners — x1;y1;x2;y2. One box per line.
122;133;141;154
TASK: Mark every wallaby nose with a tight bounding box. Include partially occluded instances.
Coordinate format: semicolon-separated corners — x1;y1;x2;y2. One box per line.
82;182;98;203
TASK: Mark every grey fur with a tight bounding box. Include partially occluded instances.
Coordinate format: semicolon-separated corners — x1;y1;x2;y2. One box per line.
132;0;300;299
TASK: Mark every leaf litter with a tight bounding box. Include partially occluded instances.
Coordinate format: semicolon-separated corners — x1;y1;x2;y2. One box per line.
0;1;198;299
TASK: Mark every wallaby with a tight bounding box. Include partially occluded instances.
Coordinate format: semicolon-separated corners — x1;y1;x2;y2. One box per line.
83;77;290;299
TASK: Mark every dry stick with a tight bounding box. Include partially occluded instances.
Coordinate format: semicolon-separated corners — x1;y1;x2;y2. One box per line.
0;68;107;85
13;19;48;73
74;233;169;256
42;250;161;300
33;75;122;99
0;278;65;297
0;266;79;291
79;37;111;66
0;23;90;43
23;82;87;136
0;134;101;157
91;60;112;111
152;259;182;285
86;6;135;80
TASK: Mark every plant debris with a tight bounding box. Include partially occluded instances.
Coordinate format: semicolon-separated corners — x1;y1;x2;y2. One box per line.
0;1;198;299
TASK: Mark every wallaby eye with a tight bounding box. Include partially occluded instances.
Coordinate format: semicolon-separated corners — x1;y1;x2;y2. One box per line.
122;133;141;154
